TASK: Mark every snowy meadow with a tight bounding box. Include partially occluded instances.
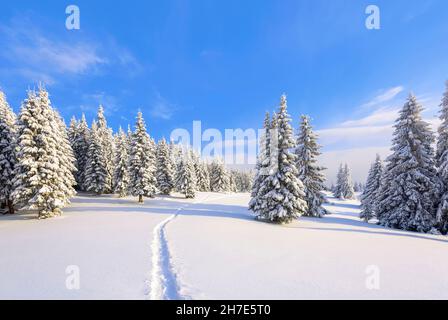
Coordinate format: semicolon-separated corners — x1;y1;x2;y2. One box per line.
1;83;448;299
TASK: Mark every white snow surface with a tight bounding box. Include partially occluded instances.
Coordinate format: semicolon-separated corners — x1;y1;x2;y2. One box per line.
1;192;448;299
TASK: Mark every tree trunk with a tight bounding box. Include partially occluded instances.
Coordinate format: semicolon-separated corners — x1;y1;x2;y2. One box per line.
7;199;14;215
138;195;144;203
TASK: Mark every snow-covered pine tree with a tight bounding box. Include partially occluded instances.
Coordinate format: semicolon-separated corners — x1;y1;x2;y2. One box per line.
333;164;344;199
149;136;157;173
175;152;197;198
76;114;90;190
231;170;252;192
0;91;17;214
252;112;281;217
294;115;327;217
341;164;355;200
209;158;230;192
360;154;383;222
249;112;271;212
357;182;365;192
68;114;90;190
126;124;133;155
376;94;440;233
190;150;211;192
13;88;76;219
239;171;254;192
68;116;79;149
174;146;184;191
229;171;237;192
260;94;308;223
84;121;108;195
96;106;114;193
114;127;130;197
435;81;448;233
196;161;211;192
129;112;157;203
156;138;175;195
50;106;77;202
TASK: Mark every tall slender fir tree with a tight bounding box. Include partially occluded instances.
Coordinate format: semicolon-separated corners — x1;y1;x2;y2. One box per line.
376;94;440;233
129;112;157;203
249;112;271;213
13;88;76;219
0;91;17;214
156;138;175;195
294;115;327;217
84;121;108;195
435;81;448;233
259;95;307;223
360;154;383;222
114;127;130;197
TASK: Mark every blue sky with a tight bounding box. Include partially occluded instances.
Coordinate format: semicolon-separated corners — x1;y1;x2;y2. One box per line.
1;0;447;181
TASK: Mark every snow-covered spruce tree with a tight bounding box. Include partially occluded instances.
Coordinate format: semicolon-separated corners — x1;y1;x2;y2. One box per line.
252;112;280;216
232;170;253;192
333;164;344;198
259;95;308;223
249;112;271;212
84;121;108;195
68;114;90;190
50;106;77;200
196;161;211;192
294;115;327;217
12;88;76;219
76;114;90;190
126;124;133;155
189;150;210;192
435;82;448;233
113;127;130;197
96;106;115;193
68;116;79;150
149;136;157;171
341;164;355;200
209;158;230;192
360;154;383;222
175;153;197;198
376;94;440;233
156;138;175;195
129;112;157;203
237;171;254;192
229;171;237;192
0;91;17;214
357;182;365;192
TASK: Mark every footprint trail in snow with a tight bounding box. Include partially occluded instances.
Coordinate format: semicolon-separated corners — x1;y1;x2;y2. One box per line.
147;194;225;300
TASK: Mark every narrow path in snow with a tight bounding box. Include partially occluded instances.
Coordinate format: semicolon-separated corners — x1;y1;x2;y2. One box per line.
147;193;228;300
147;207;183;300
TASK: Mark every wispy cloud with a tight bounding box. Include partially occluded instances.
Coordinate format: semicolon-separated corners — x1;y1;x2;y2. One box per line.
318;86;441;183
150;92;177;120
321;146;392;185
340;107;399;128
318;86;405;151
0;16;142;85
64;92;119;119
359;86;404;111
80;92;119;114
0;21;106;79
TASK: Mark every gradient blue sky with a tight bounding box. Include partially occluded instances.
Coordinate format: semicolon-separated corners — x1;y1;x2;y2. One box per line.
1;0;447;181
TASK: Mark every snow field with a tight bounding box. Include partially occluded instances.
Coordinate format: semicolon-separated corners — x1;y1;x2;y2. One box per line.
1;192;448;299
167;193;448;299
